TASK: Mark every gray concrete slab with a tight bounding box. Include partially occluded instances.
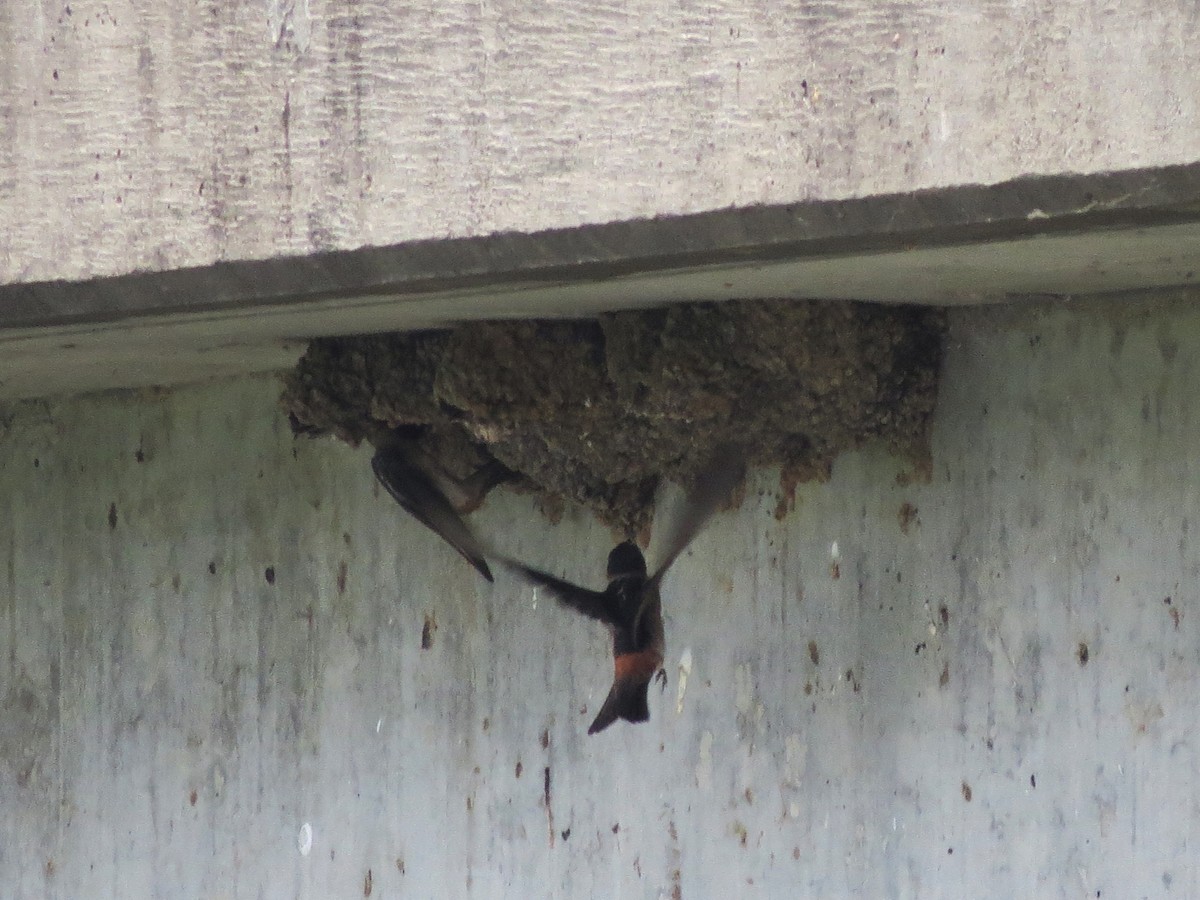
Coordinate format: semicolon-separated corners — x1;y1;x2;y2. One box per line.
3;0;1200;286
3;294;1200;897
3;163;1200;401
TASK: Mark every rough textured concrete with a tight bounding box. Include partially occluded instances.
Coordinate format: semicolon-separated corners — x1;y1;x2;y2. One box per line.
2;1;1199;286
4;295;1200;898
7;163;1200;330
4;163;1200;402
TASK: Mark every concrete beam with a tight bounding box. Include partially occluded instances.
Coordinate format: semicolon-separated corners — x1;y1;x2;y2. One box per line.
3;0;1200;286
3;163;1200;401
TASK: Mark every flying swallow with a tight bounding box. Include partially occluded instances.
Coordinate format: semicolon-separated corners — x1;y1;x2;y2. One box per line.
505;446;744;734
370;429;510;582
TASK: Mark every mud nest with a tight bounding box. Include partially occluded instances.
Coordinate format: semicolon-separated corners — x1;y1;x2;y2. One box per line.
281;299;945;534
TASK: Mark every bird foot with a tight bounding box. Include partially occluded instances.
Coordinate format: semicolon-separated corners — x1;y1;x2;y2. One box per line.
655;668;668;692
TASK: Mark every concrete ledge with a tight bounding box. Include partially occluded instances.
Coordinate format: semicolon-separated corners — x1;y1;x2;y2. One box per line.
2;163;1200;400
6;162;1200;328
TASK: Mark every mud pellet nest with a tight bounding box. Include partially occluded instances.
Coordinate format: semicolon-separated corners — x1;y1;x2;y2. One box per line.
281;298;945;534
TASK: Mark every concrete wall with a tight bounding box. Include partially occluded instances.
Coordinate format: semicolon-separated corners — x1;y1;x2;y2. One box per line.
4;293;1200;897
3;0;1199;285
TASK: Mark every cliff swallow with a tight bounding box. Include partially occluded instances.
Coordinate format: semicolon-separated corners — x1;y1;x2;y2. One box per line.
505;446;744;734
371;430;510;582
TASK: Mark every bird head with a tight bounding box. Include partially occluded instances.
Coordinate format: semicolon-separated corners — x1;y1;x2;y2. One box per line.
606;540;647;579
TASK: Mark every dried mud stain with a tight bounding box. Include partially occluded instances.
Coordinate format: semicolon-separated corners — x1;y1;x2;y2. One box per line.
281;299;945;532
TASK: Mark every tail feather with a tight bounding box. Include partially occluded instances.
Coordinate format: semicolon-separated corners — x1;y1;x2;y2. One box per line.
588;676;651;735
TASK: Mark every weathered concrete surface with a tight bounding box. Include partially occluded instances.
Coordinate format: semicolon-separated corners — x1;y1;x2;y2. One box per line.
4;163;1200;402
4;295;1200;897
2;1;1199;287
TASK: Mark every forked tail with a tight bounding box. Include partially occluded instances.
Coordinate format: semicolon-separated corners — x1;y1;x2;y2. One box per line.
588;673;652;734
585;652;662;734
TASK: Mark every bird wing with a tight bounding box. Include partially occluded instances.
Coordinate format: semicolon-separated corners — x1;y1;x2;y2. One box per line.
650;444;745;585
372;446;494;582
503;561;619;625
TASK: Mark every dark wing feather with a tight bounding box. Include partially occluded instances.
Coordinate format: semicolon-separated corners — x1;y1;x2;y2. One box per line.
372;447;494;582
503;561;619;625
650;444;745;584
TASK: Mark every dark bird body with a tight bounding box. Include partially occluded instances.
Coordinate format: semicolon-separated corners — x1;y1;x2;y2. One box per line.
371;431;509;582
506;447;743;734
513;541;664;733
